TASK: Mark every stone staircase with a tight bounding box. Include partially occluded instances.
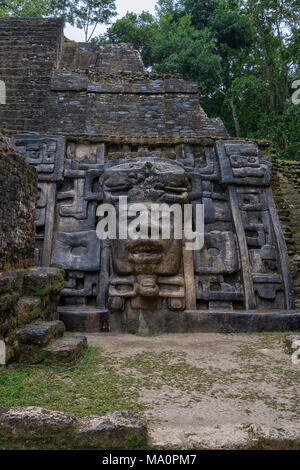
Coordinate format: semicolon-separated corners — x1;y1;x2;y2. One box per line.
272;161;300;308
15;320;87;364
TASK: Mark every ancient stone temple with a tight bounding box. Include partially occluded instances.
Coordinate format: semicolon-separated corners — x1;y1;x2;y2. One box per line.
1;18;299;333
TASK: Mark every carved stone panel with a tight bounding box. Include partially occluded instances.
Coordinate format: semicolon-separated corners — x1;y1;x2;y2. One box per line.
216;140;271;186
10;134;294;330
102;157;192;321
194;231;240;275
12;134;65;182
51;230;101;271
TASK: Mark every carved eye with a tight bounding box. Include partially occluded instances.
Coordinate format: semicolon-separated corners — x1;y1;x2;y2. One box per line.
28;150;39;158
106;184;131;196
210;283;221;291
115;284;133;292
71;246;88;256
207;248;220;257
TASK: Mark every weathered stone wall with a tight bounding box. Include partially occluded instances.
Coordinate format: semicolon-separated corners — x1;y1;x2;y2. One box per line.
272;159;300;308
0;18;64;131
60;41;146;73
0;18;225;139
0;18;298;336
0;133;37;271
49;69;222;138
0;267;65;362
0;133;65;363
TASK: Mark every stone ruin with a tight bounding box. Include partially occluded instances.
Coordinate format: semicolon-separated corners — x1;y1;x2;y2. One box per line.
0;18;300;335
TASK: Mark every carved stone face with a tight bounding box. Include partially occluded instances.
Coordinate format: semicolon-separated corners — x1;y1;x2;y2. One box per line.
111;204;182;275
103;157;191;276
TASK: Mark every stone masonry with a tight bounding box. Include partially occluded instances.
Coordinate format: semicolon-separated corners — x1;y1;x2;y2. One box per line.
0;133;36;271
0;18;299;334
0;132;87;364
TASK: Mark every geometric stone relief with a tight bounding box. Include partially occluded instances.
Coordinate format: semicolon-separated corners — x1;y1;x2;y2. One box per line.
11;134;65;182
195;275;244;303
34;182;56;266
11;133;295;330
194;231;240;274
215;140;291;311
216;140;272;186
108;274;186;312
51;230;101;271
11;134;65;267
60;271;99;304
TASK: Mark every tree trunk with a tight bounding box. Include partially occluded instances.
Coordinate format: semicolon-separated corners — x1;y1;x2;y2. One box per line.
229;95;241;137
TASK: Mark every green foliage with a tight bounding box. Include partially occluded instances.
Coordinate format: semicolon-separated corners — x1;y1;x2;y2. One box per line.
1;0;299;157
0;1;117;42
0;0;52;17
103;0;300;159
150;14;221;96
58;0;117;42
97;11;156;66
256;102;300;159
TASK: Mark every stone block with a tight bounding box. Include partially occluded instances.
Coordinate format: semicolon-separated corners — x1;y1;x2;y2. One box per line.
77;410;147;449
0;406;78;433
16;297;41;326
51;231;100;271
16;320;65;346
216;140;272;186
43;335;87;363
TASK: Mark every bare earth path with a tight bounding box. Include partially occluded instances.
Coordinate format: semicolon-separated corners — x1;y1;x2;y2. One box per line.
84;332;300;449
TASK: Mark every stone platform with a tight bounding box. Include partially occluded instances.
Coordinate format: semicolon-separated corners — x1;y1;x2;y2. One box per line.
183;310;300;333
58;306;104;332
58;306;300;333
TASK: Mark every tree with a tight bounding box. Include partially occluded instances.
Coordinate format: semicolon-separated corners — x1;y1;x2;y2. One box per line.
60;0;117;42
150;14;221;97
100;10;221;96
99;11;156;67
156;0;218;29
152;0;299;155
0;0;117;43
0;0;52;16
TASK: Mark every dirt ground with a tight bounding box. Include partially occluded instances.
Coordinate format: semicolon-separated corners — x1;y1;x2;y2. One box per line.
85;331;300;449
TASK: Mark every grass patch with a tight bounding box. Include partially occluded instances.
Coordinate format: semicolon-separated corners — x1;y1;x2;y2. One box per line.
1;332;299;425
0;347;146;417
0;348;240;415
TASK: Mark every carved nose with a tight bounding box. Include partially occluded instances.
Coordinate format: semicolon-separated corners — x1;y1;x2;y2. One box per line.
139;277;159;297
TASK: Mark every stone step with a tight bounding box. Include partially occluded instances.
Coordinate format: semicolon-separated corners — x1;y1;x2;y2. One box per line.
16;297;41;326
43;335;87;364
58;306;102;332
16;320;65;347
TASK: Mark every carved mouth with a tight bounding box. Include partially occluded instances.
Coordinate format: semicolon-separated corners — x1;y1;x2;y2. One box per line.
127;240;164;263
